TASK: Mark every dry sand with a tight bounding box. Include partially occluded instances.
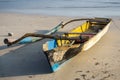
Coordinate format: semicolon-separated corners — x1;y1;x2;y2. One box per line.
0;13;120;80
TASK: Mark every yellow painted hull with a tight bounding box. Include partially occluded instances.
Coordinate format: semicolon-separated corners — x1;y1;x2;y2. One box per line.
57;21;90;46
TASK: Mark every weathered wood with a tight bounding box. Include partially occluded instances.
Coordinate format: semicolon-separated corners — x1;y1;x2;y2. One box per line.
62;18;91;28
4;33;89;46
4;22;63;46
64;32;96;35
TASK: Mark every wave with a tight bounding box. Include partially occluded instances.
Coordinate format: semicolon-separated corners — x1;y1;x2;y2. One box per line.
0;0;16;2
43;6;120;9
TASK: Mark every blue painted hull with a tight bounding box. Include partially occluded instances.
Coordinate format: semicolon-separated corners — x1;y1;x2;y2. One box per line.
44;39;83;72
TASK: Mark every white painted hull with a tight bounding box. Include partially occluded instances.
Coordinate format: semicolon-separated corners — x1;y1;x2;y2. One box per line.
82;22;111;51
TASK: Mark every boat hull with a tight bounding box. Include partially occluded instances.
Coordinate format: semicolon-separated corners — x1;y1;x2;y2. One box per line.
43;18;111;72
82;21;111;51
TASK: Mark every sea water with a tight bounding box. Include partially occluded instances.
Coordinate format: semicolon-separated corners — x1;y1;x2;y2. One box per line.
0;0;120;17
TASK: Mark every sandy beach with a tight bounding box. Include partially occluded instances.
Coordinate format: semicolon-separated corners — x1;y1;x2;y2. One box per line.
0;13;120;80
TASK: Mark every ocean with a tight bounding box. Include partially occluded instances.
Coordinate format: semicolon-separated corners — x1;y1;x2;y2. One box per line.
0;0;120;17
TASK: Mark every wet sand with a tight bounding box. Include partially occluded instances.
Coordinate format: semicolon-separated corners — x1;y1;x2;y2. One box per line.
0;13;120;80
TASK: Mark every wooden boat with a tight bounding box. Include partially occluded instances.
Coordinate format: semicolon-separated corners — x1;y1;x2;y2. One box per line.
42;18;111;72
4;17;111;72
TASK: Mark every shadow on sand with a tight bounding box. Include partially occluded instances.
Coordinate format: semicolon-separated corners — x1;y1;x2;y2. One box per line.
0;29;57;77
0;41;52;77
0;29;65;77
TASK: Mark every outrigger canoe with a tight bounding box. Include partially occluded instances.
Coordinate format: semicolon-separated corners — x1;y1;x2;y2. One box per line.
4;17;111;72
42;18;111;72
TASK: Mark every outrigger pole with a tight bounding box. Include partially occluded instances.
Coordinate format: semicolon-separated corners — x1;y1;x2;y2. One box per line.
4;33;90;46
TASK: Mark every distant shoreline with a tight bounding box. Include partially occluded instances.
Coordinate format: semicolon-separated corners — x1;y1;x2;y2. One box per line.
0;12;120;18
0;0;120;17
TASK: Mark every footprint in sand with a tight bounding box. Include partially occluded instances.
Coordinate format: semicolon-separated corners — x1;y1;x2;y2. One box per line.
100;74;111;80
76;71;83;73
95;62;100;65
75;62;114;80
81;74;87;80
75;78;81;80
75;70;91;80
102;71;109;74
105;63;108;66
91;75;95;79
86;70;90;73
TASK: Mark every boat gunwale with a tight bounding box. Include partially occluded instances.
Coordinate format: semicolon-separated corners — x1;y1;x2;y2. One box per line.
82;21;112;51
